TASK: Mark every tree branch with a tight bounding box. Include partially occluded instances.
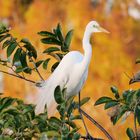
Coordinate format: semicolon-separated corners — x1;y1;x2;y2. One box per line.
16;41;44;81
30;58;44;81
0;69;36;84
80;108;113;140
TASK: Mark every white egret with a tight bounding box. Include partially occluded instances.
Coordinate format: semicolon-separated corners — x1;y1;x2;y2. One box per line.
35;21;109;115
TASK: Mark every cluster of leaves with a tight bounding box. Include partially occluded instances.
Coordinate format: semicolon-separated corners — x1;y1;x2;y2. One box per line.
38;23;73;72
0;22;38;75
0;22;73;82
47;86;90;139
0;86;90;140
95;86;140;139
0;93;48;140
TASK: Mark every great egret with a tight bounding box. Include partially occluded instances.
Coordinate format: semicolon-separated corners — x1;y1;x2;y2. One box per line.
35;21;109;115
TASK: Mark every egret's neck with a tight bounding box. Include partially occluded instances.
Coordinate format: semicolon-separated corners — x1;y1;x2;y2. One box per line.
82;29;93;67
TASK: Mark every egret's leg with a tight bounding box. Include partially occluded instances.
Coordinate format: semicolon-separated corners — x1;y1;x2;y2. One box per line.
78;92;90;138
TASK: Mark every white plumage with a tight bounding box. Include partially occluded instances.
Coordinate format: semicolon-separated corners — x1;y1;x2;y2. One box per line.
35;21;109;115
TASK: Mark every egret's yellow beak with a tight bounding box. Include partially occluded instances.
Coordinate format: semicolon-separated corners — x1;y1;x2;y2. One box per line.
98;26;110;33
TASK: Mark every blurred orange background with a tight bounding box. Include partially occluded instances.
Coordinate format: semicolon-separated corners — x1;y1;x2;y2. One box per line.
1;0;140;139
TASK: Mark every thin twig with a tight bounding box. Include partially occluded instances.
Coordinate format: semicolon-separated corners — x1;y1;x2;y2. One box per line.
80;109;113;140
30;58;44;81
2;64;22;78
0;69;36;84
16;41;44;81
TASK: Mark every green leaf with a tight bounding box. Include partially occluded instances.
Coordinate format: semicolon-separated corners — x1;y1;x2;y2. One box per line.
15;67;25;73
122;90;132;100
57;103;65;116
21;38;37;59
43;58;50;69
41;38;62;46
2;39;11;49
66;96;75;116
94;96;113;106
64;29;73;50
0;97;15;111
24;44;37;59
49;117;61;125
15;67;31;74
56;53;64;60
13;48;22;64
67;103;74;116
38;31;56;38
62;124;69;135
125;90;135;104
135;89;140;97
0;34;10;42
126;128;135;139
54;86;64;104
110;86;120;99
0;23;8;33
73;133;81;139
20;51;28;68
43;47;60;54
135;105;140;125
7;42;17;57
67;128;81;140
80;97;90;106
112;105;128;125
104;101;118;109
49;117;61;131
56;23;64;42
19;51;32;74
35;60;44;68
23;67;32;74
23;105;34;114
51;62;59;72
65;120;77;129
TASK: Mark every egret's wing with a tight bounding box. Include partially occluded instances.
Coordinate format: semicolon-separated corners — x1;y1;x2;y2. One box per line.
35;51;84;115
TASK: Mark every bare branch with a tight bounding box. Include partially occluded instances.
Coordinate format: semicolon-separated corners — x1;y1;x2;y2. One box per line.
0;69;36;84
80;109;113;140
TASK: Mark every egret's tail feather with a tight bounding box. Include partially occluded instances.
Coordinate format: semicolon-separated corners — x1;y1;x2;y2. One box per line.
35;83;57;116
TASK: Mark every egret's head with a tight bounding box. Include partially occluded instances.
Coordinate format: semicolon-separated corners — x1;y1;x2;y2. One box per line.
86;21;109;33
